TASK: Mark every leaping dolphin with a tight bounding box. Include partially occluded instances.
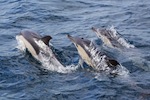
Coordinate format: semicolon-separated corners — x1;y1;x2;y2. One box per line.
16;29;64;70
67;34;128;75
92;27;135;49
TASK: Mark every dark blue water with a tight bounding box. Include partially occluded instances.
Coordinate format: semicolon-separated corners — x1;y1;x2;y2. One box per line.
0;0;150;99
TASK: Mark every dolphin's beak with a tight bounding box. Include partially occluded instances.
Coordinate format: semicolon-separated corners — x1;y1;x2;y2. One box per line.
67;34;76;43
91;27;97;32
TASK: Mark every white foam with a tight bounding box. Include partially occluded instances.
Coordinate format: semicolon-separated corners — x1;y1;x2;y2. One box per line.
35;39;80;73
38;49;79;73
109;26;135;48
94;64;129;81
86;43;110;71
16;35;79;73
112;65;129;76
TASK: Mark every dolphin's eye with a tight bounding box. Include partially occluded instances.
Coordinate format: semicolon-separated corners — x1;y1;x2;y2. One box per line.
81;38;84;39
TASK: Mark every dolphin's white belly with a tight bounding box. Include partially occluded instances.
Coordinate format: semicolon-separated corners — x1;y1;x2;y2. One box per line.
77;45;93;67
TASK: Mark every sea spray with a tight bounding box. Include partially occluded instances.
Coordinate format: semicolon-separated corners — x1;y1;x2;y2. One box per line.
109;26;135;48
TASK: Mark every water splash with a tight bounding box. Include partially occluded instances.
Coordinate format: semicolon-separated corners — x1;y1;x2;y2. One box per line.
16;35;79;73
111;64;129;76
109;26;135;48
85;41;129;76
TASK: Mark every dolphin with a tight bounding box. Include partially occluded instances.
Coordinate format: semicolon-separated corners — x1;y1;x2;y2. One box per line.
91;27;135;49
16;29;64;69
67;35;128;75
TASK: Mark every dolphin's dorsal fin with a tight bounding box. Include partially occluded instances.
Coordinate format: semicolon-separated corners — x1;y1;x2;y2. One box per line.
41;35;52;46
109;59;120;66
107;59;120;69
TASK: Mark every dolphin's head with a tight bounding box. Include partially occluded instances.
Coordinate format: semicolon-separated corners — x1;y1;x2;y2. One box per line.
67;34;91;49
67;34;93;66
92;27;113;47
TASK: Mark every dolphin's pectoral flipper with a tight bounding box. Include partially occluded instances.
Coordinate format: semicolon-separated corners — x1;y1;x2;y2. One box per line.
41;36;52;46
78;58;84;69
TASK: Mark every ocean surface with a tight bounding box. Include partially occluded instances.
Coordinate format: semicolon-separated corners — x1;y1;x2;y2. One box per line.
0;0;150;100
